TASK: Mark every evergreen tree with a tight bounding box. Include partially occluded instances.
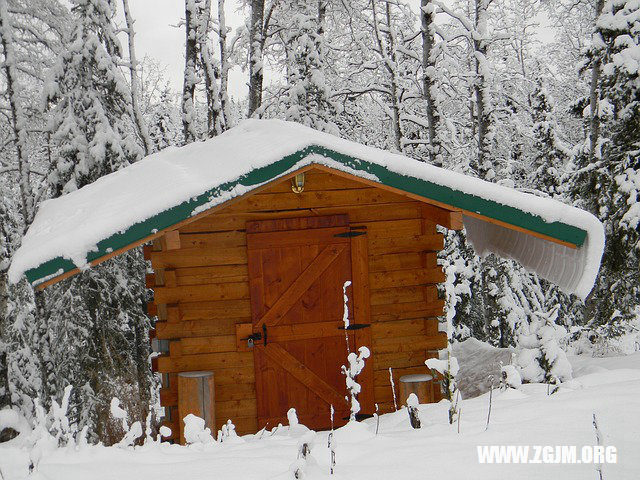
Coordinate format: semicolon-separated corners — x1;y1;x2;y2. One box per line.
276;0;338;133
45;0;142;195
42;0;154;443
568;0;640;338
530;79;571;197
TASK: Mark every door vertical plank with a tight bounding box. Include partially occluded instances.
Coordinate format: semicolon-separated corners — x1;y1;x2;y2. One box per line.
350;232;375;414
247;248;268;428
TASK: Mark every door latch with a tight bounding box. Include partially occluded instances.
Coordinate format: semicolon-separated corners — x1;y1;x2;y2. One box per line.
241;324;268;348
242;332;262;348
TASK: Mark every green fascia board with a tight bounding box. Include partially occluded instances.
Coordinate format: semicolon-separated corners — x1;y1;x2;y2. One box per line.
25;145;588;285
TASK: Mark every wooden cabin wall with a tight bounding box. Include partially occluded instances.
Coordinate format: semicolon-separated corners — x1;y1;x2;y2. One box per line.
147;169;448;440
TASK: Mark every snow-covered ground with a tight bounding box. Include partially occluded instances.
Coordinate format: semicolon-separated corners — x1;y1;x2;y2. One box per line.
1;352;639;480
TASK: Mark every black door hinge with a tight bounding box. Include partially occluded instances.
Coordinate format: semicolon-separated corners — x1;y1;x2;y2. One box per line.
334;230;366;238
338;323;371;330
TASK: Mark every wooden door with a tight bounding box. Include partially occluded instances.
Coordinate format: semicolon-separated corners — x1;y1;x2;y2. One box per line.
246;214;373;431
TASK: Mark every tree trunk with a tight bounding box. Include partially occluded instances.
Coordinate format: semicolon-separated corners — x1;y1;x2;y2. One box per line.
589;0;605;162
198;0;224;137
218;0;231;128
122;0;152;156
472;0;491;179
420;0;441;166
248;0;265;117
371;0;403;152
182;0;200;144
0;1;33;227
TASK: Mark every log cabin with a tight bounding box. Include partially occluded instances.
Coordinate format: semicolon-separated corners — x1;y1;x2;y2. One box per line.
9;119;604;442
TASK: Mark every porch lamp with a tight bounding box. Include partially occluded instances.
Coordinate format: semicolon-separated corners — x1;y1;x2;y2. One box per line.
291;173;305;193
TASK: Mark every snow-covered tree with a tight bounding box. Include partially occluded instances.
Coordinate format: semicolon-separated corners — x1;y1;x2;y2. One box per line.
45;0;143;195
516;306;573;383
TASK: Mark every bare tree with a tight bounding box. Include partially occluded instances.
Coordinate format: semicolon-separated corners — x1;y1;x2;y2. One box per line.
0;0;34;227
218;0;232;127
588;0;605;162
122;0;153;155
248;0;265;117
182;0;200;144
420;0;441;166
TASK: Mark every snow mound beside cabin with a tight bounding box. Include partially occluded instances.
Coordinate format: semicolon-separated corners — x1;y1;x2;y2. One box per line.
452;338;514;399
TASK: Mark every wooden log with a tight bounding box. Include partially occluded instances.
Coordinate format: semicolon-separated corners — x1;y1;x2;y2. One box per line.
180;299;251;321
372;333;447;354
260;171;368;193
179;231;247;249
180;335;238;355
421;204;463;230
370;300;445;322
156;316;250;340
177;371;215;444
160;388;178;406
399;373;435;405
359;219;422;239
373;350;432;370
153;281;250;304
371;318;431;338
369;267;445;290
147;301;158;317
150;246;247;269
181;202;421;233
223;187;411;213
246;214;349;233
368;252;425;273
368;234;444;255
370;285;438;306
156;352;254;373
174;265;248;286
214;383;256;402
163;230;181;250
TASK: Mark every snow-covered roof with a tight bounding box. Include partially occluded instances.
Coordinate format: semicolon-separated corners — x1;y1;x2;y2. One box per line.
9;119;604;298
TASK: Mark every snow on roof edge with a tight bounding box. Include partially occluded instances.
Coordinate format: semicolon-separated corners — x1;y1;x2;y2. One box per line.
8;119;605;298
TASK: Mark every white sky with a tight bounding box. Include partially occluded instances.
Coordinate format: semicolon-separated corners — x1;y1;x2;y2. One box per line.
126;0;249;99
125;0;425;100
125;0;554;100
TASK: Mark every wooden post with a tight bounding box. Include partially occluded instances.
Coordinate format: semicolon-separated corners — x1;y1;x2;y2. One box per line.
177;371;215;444
399;374;434;405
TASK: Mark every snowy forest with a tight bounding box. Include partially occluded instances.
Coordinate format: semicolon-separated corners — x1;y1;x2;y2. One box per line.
0;0;639;449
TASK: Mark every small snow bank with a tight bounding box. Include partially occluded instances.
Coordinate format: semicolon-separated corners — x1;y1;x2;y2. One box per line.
569;351;640;378
452;338;514;398
0;408;32;446
2;354;639;480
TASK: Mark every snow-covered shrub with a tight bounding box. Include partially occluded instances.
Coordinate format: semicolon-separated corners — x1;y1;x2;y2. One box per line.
290;431;316;479
500;365;522;389
341;346;370;422
117;421;143;448
287;408;309;437
0;408;31;445
406;393;421;429
110;397;143;448
183;414;214;445
426;354;460;424
516;306;572;383
218;419;243;444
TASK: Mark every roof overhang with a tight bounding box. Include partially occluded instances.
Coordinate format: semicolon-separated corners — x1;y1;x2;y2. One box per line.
9;120;604;298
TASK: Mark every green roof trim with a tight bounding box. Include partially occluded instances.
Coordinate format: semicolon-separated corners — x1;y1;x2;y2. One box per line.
26;145;588;285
